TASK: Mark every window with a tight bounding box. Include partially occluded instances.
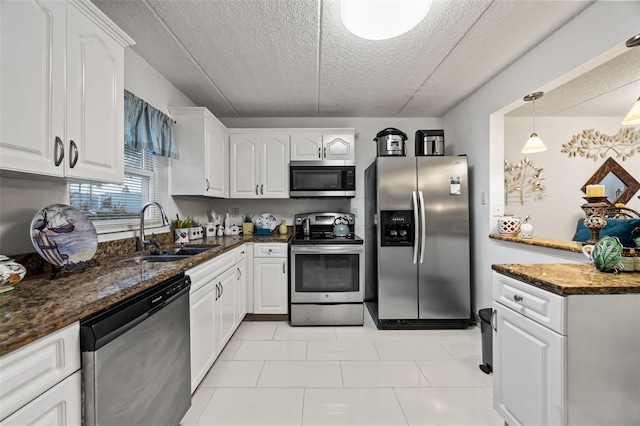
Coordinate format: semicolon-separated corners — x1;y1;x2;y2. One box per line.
69;147;169;232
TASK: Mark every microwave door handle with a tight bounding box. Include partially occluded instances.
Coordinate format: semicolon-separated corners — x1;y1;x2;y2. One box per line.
418;190;426;264
412;191;419;264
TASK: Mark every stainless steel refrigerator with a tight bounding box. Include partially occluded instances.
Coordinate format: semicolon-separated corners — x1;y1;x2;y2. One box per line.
364;156;471;329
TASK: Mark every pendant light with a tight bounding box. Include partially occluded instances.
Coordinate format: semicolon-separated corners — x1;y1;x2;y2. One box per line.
622;33;640;126
340;0;432;41
521;92;547;153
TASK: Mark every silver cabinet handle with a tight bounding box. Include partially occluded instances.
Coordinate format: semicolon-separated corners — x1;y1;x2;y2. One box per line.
237;267;241;280
205;178;210;191
282;261;285;273
215;283;220;300
54;137;64;166
491;309;497;331
268;248;272;253
513;295;523;302
69;140;78;168
241;250;245;255
260;184;264;195
255;185;259;195
318;147;321;158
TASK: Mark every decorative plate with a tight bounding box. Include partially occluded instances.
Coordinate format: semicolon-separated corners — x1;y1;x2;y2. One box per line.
256;213;277;231
30;204;98;266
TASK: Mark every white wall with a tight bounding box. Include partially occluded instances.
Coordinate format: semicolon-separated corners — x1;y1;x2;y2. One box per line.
443;1;640;312
504;116;640;240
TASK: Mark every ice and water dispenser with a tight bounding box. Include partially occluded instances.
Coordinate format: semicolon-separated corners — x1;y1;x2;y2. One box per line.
380;211;414;246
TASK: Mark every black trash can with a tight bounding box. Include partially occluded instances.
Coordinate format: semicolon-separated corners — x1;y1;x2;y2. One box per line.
479;308;493;374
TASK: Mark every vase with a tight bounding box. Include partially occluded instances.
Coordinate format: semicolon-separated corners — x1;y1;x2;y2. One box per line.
497;214;521;236
242;223;254;235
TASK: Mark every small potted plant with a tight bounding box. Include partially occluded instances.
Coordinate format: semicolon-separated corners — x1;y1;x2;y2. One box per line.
242;214;254;235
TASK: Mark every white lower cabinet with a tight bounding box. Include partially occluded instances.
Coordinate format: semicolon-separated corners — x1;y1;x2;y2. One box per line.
215;267;237;352
493;301;565;426
493;272;640;426
0;323;80;425
253;243;288;314
189;279;218;393
187;244;247;393
236;259;247;322
0;371;81;426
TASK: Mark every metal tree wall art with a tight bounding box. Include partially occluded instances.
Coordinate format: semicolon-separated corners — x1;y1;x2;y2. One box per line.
561;128;640;161
504;158;546;205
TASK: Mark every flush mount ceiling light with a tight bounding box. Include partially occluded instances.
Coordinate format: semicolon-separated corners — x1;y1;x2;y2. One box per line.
340;0;433;41
622;33;640;126
521;92;547;154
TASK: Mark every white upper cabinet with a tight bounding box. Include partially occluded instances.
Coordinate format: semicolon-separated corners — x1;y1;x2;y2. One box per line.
229;132;289;198
169;107;228;198
0;0;133;184
290;130;355;162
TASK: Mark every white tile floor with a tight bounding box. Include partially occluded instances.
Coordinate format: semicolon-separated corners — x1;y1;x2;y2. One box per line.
180;313;503;426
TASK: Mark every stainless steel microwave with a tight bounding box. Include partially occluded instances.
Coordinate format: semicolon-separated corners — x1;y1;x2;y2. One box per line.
289;161;356;198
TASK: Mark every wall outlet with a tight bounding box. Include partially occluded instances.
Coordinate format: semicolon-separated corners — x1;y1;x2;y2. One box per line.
231;208;239;217
492;203;503;217
480;192;487;205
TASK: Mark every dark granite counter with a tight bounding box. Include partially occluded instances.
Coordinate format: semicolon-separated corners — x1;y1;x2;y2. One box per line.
492;263;640;296
0;232;291;357
489;233;583;253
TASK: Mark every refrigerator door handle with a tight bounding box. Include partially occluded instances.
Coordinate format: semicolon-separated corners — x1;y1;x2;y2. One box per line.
418;190;426;264
412;191;419;264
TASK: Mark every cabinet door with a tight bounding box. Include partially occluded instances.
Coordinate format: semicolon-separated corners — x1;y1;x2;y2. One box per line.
236;259;247;323
205;119;227;198
0;0;66;177
290;133;322;161
323;134;355;161
65;3;124;184
189;281;217;393
260;134;290;198
0;371;81;426
493;302;566;426
230;134;260;198
216;268;236;351
253;257;288;314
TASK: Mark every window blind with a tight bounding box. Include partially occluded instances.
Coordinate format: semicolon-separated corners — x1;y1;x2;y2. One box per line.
69;147;169;229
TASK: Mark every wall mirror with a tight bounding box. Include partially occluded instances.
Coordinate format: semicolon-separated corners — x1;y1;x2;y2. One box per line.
581;157;640;205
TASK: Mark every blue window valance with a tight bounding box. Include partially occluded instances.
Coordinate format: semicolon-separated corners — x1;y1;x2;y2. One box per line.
124;90;178;159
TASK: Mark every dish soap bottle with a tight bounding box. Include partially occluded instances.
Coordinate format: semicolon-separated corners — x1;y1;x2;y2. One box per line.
279;219;287;235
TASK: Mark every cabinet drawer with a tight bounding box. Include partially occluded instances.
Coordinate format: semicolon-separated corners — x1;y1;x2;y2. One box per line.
0;323;80;421
235;244;247;263
187;251;235;293
254;243;286;258
493;272;566;335
0;370;81;426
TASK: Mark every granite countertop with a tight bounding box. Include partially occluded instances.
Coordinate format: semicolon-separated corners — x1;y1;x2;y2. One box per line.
492;263;640;296
489;233;583;253
0;232;291;357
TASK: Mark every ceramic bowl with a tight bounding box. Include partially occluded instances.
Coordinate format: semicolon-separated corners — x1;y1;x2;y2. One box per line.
0;259;26;287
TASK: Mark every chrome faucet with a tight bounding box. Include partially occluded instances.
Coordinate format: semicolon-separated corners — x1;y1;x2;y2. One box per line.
138;202;170;251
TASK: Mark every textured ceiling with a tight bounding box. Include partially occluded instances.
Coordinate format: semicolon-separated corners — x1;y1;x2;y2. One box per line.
92;0;595;118
506;47;640;117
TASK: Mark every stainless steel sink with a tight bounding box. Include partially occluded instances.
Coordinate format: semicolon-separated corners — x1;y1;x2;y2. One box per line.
170;245;221;255
119;244;222;263
120;254;192;263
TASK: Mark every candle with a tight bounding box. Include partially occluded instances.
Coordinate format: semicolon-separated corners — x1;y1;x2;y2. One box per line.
586;184;605;197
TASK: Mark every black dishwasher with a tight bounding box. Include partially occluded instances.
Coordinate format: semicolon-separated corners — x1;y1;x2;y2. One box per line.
80;273;191;426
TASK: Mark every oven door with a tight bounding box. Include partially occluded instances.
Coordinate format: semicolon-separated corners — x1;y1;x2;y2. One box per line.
290;244;363;303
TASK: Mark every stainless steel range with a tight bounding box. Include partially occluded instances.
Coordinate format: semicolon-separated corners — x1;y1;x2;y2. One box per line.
290;212;364;326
